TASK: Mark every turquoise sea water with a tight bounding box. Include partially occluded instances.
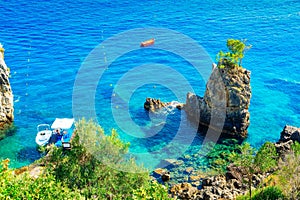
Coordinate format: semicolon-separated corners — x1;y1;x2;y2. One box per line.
0;0;299;169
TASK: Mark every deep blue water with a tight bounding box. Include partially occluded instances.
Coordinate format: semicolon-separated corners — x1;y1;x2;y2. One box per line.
0;0;299;169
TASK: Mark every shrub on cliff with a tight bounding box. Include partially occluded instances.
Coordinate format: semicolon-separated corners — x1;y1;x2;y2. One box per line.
217;39;251;68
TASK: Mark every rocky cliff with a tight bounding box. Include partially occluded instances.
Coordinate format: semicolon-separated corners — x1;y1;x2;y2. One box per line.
0;45;14;129
185;62;251;139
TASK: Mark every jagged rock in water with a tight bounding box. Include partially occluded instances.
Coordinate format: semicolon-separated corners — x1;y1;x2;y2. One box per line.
185;63;251;139
144;98;166;111
144;98;184;112
279;125;300;143
0;46;14;129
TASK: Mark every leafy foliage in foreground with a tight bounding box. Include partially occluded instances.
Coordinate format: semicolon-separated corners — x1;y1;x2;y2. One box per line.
132;181;172;200
236;186;285;200
0;159;82;199
234;141;300;200
276;141;300;200
46;119;152;199
230;142;279;199
1;119;170;199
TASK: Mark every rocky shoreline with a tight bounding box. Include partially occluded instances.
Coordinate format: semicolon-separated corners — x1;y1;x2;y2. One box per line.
142;56;298;199
151;125;300;200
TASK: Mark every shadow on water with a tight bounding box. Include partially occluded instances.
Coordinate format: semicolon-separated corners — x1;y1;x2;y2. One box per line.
0;123;18;140
132;109;181;152
17;146;42;163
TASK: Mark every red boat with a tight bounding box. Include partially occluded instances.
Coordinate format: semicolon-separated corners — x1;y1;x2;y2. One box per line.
140;38;155;47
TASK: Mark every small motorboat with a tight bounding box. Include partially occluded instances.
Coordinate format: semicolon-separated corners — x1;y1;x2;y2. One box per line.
35;124;52;146
140;38;155;47
35;118;75;149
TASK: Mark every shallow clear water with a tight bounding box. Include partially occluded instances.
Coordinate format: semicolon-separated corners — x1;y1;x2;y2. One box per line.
0;0;299;169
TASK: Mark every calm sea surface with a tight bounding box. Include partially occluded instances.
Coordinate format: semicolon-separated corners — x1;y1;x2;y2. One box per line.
0;0;299;169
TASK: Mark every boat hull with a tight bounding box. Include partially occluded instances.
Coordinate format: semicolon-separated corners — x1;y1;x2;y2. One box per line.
35;130;52;146
140;38;155;47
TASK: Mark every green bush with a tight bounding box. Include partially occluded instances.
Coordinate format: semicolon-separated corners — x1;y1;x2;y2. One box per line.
255;142;278;172
45;119;169;199
237;186;285;200
291;141;300;156
277;148;300;199
230;142;280;199
216;39;251;68
0;119;170;199
0;160;82;199
132;181;172;200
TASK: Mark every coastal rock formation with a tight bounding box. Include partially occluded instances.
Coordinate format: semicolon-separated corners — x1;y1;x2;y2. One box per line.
170;174;252;200
144;98;184;112
278;125;300;143
185;63;251;139
275;125;300;157
167;125;300;199
0;45;14;128
144;98;166;111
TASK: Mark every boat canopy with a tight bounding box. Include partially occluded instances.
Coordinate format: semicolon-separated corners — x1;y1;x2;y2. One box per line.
51;118;75;129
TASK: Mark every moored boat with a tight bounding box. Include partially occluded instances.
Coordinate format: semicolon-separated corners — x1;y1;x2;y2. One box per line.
35;118;75;148
35;124;52;146
140;38;155;47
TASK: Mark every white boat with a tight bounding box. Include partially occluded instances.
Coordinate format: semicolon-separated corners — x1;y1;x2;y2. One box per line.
35;124;52;146
35;118;75;148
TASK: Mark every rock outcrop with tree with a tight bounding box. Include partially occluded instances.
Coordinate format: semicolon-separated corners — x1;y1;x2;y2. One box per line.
185;39;252;139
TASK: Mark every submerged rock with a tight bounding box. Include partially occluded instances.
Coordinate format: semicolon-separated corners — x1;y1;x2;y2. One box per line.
0;45;14;130
185;63;251;139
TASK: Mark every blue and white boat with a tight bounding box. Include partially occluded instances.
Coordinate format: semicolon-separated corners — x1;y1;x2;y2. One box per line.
35;124;52;146
35;118;75;148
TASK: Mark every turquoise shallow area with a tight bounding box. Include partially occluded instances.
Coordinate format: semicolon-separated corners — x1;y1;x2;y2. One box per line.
0;0;299;169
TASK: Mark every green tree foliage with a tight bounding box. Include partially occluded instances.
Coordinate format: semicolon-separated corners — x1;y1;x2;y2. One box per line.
254;142;278;172
217;39;251;68
0;159;82;199
0;119;170;199
45;118;169;199
230;142;278;199
277;141;300;199
237;186;285;200
132;181;172;200
231;143;256;199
